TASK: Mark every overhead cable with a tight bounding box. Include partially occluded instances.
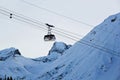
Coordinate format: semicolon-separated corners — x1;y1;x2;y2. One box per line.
21;0;94;27
0;8;120;57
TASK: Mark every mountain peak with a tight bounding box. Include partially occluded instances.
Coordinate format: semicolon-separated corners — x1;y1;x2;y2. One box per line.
49;42;72;55
0;47;21;61
104;13;120;23
81;12;120;56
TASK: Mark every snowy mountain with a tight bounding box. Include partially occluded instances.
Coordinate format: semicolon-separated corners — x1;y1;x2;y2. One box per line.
0;42;71;79
1;12;120;80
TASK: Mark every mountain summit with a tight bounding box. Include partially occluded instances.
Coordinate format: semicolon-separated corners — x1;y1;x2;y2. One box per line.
0;13;120;80
0;47;21;61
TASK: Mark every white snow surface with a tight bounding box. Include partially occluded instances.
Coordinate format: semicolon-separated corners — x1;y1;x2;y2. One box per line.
1;13;120;80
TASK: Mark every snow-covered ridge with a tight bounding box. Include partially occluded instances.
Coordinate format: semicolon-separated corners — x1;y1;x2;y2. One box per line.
0;42;71;79
32;42;72;63
0;47;21;61
81;12;120;56
37;13;120;80
0;42;71;62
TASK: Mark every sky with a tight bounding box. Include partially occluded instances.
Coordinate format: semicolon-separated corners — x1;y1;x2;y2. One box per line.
0;0;120;58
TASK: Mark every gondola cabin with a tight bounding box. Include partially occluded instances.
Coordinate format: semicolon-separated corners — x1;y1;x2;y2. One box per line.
44;23;56;41
10;13;13;18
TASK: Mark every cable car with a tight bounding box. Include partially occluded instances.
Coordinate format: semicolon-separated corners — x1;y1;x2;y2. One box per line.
10;13;12;18
44;23;56;41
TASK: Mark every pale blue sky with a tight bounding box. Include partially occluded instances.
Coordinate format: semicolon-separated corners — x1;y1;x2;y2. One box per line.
0;0;120;58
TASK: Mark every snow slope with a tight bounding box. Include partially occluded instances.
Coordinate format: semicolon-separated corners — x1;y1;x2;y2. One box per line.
35;13;120;80
1;13;120;80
